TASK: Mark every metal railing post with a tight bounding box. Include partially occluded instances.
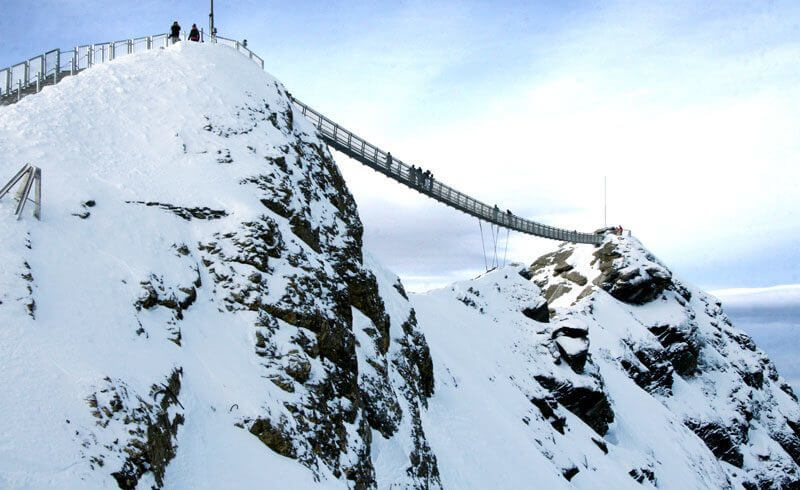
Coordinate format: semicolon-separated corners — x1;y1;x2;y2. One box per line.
128;39;133;54
72;47;77;74
39;56;44;83
35;73;40;93
54;50;60;84
147;36;152;50
87;46;93;67
5;69;10;97
17;80;22;101
24;61;30;88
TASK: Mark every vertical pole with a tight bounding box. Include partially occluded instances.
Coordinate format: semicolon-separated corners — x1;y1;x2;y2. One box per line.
128;39;133;54
147;36;152;50
33;168;41;220
55;50;60;84
17;80;21;101
209;0;215;39
72;47;77;74
603;176;607;228
36;73;40;93
5;69;10;97
88;46;93;67
24;61;29;89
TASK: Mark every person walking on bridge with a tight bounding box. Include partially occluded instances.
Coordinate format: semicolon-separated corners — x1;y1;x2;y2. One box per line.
170;21;181;44
386;152;393;169
409;165;417;186
188;24;201;42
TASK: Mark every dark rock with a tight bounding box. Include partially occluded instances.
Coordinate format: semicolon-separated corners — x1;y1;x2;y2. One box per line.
629;467;655;484
530;396;567;434
393;278;409;300
621;347;674;396
648;324;699;377
592;241;672;305
591;437;608;454
562;466;580;481
347;271;391;355
535;376;614;435
518;268;533;280
249;417;296;459
741;369;764;390
563;270;588;286
552;325;588;339
126;201;228;221
554;336;589;373
522;302;549;323
684;419;744;468
102;369;184;489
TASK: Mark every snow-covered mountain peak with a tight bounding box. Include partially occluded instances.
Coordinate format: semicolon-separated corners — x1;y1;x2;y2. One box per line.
2;41;800;490
0;42;438;489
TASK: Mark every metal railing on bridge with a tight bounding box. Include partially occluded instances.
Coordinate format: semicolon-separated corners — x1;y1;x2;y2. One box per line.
0;30;601;245
0;32;264;104
291;99;602;245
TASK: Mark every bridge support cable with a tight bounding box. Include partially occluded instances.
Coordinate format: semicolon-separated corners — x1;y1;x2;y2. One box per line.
491;224;497;269
478;219;489;271
502;228;510;267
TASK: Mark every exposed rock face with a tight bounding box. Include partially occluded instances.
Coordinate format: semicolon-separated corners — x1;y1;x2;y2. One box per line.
535;375;614;436
519;235;800;488
188;87;440;487
591;239;672;304
0;46;439;490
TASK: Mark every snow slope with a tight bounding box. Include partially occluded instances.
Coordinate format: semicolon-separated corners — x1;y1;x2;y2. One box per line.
2;40;799;490
0;42;437;489
714;285;800;395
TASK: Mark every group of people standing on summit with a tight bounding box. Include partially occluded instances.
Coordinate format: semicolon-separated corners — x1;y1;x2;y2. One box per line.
169;21;201;44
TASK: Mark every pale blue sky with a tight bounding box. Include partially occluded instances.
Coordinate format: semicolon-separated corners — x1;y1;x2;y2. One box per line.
2;1;799;291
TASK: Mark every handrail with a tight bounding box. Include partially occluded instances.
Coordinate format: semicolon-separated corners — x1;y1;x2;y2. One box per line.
0;31;600;244
290;98;602;244
0;30;262;102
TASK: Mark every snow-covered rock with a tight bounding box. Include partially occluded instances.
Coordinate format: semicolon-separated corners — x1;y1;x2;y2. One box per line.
420;234;800;488
1;41;798;490
0;42;437;489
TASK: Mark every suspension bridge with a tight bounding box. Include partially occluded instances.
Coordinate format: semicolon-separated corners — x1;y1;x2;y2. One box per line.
0;31;604;251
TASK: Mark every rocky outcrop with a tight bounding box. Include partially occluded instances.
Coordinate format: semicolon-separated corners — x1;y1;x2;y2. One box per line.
591;240;672;305
535;375;614;436
81;369;185;490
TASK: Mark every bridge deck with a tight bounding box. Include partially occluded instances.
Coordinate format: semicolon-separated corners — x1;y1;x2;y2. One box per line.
292;99;602;245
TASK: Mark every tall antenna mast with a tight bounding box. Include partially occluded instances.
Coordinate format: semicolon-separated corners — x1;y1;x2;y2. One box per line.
604;175;607;227
209;0;215;38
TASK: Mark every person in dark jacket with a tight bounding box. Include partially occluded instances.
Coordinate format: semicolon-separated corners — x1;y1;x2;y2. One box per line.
188;24;201;42
170;21;181;44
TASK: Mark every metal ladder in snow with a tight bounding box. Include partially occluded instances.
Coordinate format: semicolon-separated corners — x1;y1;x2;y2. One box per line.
0;164;42;220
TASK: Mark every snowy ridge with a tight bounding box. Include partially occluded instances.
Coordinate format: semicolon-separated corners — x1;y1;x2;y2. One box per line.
1;41;799;489
0;43;437;489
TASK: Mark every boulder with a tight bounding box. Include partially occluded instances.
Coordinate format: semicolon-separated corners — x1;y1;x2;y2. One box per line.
535;376;614;436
